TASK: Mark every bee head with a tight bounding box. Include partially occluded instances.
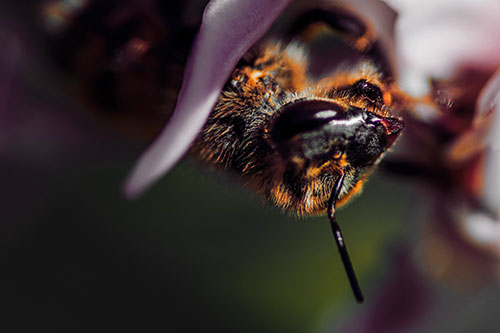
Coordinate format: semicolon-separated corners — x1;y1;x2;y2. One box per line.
270;99;403;170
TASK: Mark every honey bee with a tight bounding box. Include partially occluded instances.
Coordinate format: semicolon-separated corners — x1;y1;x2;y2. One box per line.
195;42;405;216
43;1;415;303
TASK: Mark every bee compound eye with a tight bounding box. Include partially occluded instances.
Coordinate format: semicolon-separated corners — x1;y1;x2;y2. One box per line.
354;79;383;103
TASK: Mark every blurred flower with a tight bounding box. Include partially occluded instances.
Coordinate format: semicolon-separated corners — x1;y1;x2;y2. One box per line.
383;0;500;96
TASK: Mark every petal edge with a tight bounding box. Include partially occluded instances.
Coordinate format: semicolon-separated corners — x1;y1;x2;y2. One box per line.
123;0;292;198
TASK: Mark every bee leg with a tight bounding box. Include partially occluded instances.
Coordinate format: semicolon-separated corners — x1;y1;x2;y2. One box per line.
287;7;393;80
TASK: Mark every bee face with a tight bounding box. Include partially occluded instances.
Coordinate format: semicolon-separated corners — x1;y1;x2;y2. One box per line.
269;99;403;210
194;41;406;215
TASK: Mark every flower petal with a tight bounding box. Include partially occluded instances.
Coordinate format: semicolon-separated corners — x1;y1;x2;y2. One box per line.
479;70;500;211
123;0;292;198
384;0;500;95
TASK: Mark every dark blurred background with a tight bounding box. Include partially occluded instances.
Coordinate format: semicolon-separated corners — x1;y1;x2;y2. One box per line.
2;1;500;332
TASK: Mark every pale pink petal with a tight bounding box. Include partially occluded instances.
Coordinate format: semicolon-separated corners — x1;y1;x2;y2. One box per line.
383;0;500;94
123;0;292;198
476;68;500;123
478;70;500;211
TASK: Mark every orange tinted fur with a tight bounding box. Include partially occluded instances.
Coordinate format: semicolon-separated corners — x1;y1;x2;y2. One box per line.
193;11;413;215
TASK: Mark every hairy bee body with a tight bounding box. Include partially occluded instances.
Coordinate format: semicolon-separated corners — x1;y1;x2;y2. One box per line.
195;41;407;215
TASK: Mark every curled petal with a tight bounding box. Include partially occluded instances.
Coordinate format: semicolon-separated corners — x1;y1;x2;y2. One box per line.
479;70;500;211
123;0;291;198
477;68;500;123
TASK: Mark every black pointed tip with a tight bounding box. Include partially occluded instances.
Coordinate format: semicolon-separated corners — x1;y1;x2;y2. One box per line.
355;293;364;303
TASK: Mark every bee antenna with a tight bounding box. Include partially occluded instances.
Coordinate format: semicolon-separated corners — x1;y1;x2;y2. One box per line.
327;173;364;303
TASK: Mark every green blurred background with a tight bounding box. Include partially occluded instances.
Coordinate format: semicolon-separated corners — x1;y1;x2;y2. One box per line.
1;144;413;332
